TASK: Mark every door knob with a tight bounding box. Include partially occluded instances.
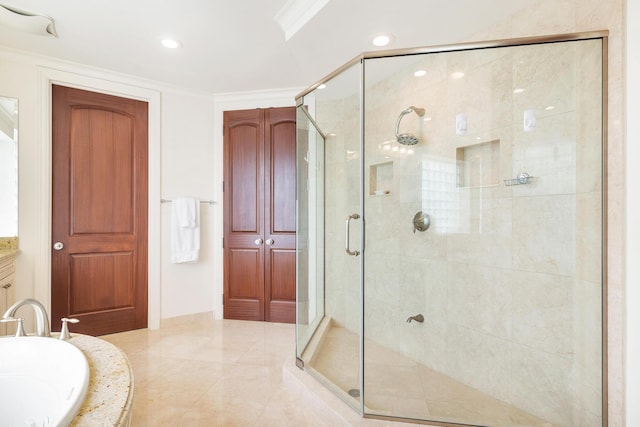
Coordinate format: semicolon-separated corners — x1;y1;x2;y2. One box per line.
254;238;263;245
265;239;274;245
53;242;64;250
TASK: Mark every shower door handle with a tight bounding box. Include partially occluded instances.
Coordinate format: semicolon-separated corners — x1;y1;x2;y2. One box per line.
345;213;360;256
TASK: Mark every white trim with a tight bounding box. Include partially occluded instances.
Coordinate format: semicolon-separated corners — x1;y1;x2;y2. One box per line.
37;67;162;330
274;0;331;41
1;45;206;98
626;0;639;424
212;88;302;319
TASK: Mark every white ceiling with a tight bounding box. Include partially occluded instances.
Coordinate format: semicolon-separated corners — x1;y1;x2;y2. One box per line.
0;0;536;94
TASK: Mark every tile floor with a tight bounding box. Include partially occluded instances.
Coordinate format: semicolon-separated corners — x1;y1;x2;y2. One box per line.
101;313;422;427
307;324;552;427
104;313;553;427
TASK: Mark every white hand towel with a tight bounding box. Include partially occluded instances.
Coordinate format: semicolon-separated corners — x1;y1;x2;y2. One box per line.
171;198;200;263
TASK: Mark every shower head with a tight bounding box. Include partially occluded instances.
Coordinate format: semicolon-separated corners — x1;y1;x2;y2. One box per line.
397;134;420;146
395;106;425;145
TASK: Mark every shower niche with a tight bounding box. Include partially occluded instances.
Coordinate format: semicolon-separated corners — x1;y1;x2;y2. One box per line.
369;161;393;196
296;32;606;427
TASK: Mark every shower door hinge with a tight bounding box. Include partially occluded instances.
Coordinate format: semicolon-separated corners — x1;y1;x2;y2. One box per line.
296;357;304;370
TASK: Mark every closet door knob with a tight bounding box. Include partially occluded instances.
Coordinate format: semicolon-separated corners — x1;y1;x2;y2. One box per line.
266;239;274;245
53;242;64;250
254;238;263;245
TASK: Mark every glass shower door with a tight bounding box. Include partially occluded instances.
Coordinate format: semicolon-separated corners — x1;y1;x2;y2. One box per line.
296;104;326;357
361;38;604;427
295;61;364;411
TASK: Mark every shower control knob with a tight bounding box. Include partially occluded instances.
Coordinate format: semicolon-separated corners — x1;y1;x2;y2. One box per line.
254;238;263;245
265;239;274;245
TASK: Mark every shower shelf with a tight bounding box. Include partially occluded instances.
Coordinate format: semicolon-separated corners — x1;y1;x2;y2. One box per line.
504;173;534;186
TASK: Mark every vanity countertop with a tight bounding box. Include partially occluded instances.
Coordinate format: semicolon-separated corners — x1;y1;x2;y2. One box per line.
0;249;18;261
0;237;18;254
67;334;134;427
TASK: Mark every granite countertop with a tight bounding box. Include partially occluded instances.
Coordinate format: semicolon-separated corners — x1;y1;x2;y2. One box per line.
0;237;18;254
0;249;18;261
66;334;134;427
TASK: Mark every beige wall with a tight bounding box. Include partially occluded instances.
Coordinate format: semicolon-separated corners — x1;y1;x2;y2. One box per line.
502;2;625;425
625;0;639;426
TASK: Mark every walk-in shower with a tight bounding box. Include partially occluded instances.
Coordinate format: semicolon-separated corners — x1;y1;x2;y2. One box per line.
296;32;607;427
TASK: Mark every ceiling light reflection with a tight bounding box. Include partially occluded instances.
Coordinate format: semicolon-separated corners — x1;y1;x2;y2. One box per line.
161;39;182;49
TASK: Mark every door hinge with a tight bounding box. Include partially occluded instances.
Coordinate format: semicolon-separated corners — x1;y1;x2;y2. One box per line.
222;180;224;192
222;237;224;248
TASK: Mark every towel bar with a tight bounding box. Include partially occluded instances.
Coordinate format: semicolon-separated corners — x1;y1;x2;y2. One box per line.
161;199;215;204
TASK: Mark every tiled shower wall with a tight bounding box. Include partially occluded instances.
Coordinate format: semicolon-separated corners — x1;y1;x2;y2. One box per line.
316;39;603;426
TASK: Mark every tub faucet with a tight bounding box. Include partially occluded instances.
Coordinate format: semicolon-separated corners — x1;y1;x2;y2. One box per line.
2;298;51;337
406;314;424;323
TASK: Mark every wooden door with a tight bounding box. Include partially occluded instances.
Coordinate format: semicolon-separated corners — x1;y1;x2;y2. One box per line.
224;109;265;321
51;85;148;336
263;108;296;322
223;107;296;323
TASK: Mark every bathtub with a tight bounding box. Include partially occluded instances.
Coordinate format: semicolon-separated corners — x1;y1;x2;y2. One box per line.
0;336;90;427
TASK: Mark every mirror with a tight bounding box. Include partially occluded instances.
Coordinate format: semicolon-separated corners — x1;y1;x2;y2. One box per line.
0;96;18;238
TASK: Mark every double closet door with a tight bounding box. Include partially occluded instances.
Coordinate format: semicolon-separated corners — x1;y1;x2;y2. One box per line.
223;107;296;323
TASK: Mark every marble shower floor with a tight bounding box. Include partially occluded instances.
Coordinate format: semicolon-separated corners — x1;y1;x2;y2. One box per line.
101;313;424;427
308;324;554;427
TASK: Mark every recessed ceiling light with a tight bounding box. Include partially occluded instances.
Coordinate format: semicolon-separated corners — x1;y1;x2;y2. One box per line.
372;33;394;47
414;70;427;77
513;88;525;94
545;105;556;110
450;71;465;79
161;39;182;49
